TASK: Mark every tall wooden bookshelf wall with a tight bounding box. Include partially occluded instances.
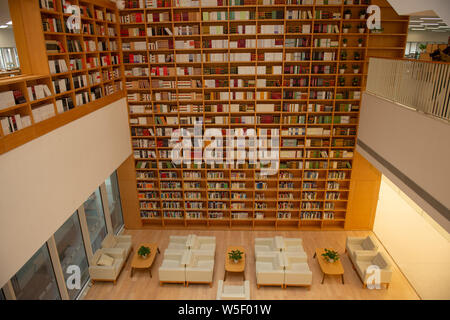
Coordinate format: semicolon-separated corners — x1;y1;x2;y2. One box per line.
120;0;408;230
0;0;125;154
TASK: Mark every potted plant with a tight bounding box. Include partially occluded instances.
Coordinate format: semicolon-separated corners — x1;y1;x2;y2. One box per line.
352;77;360;86
371;27;384;34
359;9;366;19
343;24;351;33
358;38;363;47
342;38;348;47
340;50;347;60
352;64;360;73
339;64;347;74
321;248;340;263
338;76;345;86
353;51;361;61
419;43;427;52
228;249;244;264
344;9;352;20
358;23;365;34
138;245;151;259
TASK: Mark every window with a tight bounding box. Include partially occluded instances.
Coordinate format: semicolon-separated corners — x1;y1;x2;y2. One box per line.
105;171;124;234
54;211;90;300
10;244;61;300
84;188;108;253
0;289;5;300
0;47;20;70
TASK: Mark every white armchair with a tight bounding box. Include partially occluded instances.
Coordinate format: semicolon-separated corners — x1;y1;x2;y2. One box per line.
216;280;250;300
283;252;312;289
101;234;132;260
185;250;215;287
168;235;189;250
254;237;280;256
89;248;125;284
282;238;305;253
255;252;285;288
354;251;392;289
190;235;216;253
159;249;189;286
346;235;378;262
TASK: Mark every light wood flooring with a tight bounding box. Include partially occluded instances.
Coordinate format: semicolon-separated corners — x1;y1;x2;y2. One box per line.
84;229;419;300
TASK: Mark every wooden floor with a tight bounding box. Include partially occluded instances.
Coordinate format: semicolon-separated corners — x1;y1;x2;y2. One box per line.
84;229;419;300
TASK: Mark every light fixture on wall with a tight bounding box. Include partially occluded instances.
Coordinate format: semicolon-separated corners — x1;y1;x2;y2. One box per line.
6;21;12;25
0;25;8;29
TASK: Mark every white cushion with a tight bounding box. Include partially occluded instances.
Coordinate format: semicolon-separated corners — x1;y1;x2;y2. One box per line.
223;285;244;295
97;254;114;266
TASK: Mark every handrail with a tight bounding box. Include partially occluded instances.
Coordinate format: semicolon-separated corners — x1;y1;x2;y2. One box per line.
366;57;450;121
368;56;450;66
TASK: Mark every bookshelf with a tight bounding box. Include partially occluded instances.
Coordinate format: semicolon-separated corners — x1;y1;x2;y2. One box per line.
0;0;125;155
120;0;407;230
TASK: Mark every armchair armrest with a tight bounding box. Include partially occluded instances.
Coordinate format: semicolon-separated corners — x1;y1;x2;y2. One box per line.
116;235;132;243
355;251;377;261
346;236;365;246
102;247;126;259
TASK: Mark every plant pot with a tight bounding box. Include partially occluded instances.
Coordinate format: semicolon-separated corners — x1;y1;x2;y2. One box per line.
328;258;334;263
358;28;365;34
233;259;239;264
140;254;148;259
358;43;362;47
344;14;351;20
360;15;365;19
353;69;359;74
343;43;347;47
343;29;349;33
339;69;345;74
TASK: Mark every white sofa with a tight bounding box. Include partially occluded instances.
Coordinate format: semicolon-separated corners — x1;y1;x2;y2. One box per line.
159;249;189;286
216;280;250;300
354;251;392;289
346;235;378;262
255;252;285;288
283;252;312;289
185;250;215;286
282;238;304;253
89;248;126;284
168;235;190;250
101;234;132;260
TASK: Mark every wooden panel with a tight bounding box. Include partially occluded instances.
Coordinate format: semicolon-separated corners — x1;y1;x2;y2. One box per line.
117;154;143;229
345;151;381;230
8;0;49;75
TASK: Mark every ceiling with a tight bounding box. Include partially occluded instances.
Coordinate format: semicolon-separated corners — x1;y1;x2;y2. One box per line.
0;0;11;28
408;11;450;33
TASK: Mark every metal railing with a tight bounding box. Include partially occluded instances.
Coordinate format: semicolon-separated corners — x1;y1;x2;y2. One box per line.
366;57;450;121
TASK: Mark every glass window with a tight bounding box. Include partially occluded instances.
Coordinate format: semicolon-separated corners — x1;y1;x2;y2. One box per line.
84;188;108;253
0;47;20;70
105;171;124;234
0;289;5;300
10;244;61;300
54;211;90;300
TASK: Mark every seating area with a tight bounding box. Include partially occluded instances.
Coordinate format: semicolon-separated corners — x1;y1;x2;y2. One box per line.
346;235;392;289
254;237;312;289
159;234;216;287
216;280;250;300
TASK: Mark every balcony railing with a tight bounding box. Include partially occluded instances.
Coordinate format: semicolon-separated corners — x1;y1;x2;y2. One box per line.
366;57;450;121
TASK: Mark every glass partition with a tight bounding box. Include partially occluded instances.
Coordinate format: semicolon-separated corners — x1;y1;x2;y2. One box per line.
83;188;108;254
54;211;90;300
105;171;124;234
0;289;5;300
10;244;61;300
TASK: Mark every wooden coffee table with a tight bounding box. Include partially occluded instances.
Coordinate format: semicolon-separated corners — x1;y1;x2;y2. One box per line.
224;246;245;281
130;243;160;278
314;248;345;284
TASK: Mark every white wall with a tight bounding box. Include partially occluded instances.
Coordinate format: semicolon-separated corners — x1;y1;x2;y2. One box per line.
407;30;450;43
0;98;132;287
357;92;450;233
0;29;15;47
387;0;450;26
374;176;450;300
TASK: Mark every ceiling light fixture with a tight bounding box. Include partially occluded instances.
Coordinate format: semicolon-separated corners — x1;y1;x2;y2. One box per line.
410;28;426;31
0;25;8;29
6;21;12;25
420;17;442;20
421;23;439;26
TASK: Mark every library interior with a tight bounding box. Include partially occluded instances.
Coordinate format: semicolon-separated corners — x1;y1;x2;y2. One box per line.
0;0;449;301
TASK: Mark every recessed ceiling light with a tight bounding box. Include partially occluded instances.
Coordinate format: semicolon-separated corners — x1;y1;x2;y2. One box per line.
6;21;12;25
422;23;439;26
420;17;442;20
432;30;447;32
438;25;450;28
411;28;426;31
0;25;8;29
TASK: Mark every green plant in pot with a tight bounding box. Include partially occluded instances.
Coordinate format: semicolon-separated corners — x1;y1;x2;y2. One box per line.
228;249;244;263
357;22;365;34
353;52;361;61
342;38;348;47
340;50;347;60
352;64;360;74
419;43;427;52
352;77;360;86
322;248;340;263
344;9;352;20
343;24;351;33
358;38;363;47
138;245;151;259
359;9;366;19
338;76;345;86
339;63;347;74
